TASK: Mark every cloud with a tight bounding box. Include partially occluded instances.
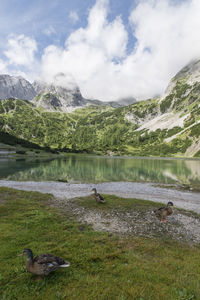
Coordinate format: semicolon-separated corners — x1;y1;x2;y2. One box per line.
69;11;79;23
43;26;56;37
40;0;200;101
4;34;37;67
0;59;8;73
41;0;128;99
2;0;200;101
127;0;200;98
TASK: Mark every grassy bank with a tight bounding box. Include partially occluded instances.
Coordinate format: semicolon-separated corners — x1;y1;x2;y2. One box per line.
0;187;200;300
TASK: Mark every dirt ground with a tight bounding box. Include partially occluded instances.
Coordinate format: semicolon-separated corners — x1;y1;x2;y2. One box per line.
49;196;200;245
1;180;200;244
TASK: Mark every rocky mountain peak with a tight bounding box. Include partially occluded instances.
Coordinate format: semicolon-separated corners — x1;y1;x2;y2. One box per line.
0;74;36;100
32;78;86;112
0;72;136;112
162;59;200;100
174;59;200;83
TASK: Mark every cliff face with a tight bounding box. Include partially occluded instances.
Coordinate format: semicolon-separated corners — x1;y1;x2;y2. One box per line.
162;59;200;100
32;80;132;112
0;74;36;100
32;81;86;112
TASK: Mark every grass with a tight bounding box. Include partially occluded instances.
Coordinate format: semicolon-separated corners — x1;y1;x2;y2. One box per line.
76;194;163;211
154;183;200;193
0;187;200;300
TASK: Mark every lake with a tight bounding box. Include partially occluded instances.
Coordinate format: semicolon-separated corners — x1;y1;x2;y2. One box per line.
0;154;200;185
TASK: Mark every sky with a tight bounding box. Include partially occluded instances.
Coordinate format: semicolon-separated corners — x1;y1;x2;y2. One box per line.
0;0;200;101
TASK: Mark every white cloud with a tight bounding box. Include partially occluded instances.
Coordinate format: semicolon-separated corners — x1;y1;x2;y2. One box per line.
0;59;8;73
40;0;200;101
2;0;200;101
69;11;79;23
43;26;56;36
126;0;200;99
4;34;37;67
41;0;128;99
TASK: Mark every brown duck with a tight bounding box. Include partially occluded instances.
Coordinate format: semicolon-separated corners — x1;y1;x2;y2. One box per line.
91;188;105;203
23;249;70;277
154;201;173;222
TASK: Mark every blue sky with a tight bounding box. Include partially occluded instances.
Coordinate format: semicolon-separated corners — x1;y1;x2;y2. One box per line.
0;0;136;56
0;0;199;101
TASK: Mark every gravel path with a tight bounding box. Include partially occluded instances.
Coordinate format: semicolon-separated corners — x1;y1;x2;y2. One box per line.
1;180;200;244
0;180;199;213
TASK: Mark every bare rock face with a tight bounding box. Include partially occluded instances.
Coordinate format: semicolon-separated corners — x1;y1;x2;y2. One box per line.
162;59;200;100
32;80;132;112
32;81;47;95
32;72;132;112
32;72;86;112
0;74;36;100
0;72;134;111
174;59;200;84
32;80;87;112
33;93;62;112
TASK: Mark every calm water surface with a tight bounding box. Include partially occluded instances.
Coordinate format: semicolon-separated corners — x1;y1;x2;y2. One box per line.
0;154;200;185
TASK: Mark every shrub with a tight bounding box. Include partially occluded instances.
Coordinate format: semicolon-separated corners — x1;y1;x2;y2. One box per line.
160;94;174;113
189;124;200;137
16;150;26;154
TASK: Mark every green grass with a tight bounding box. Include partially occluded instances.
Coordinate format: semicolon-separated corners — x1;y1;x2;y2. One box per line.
0;187;200;300
76;194;163;211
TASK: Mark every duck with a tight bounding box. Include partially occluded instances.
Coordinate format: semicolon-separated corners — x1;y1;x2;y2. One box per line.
154;201;174;222
91;188;105;203
23;248;70;277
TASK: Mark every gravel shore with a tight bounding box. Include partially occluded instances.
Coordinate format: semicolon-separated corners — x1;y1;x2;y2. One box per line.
0;180;199;213
1;180;200;244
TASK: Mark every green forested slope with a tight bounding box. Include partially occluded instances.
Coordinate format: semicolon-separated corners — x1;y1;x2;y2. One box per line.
0;77;200;158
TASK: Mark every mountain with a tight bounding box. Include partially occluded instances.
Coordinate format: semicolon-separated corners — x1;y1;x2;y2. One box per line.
32;81;86;113
121;59;200;157
0;73;135;111
0;59;200;157
0;74;36;100
32;79;130;112
163;59;200;99
117;97;136;106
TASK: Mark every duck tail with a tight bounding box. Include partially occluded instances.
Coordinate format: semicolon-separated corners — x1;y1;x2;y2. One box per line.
60;261;70;268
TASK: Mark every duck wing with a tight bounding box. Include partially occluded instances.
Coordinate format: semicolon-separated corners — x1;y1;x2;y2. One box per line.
34;254;66;265
157;206;166;211
154;206;166;216
97;193;105;203
33;254;69;275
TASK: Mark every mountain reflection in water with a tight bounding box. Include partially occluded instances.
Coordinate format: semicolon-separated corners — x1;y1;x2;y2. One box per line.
0;154;200;185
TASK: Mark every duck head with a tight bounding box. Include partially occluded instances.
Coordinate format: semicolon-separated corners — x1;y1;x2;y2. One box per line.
91;188;97;194
23;248;33;260
167;202;173;206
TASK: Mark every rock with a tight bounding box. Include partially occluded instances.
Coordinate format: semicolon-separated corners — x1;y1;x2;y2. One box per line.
162;59;200;100
0;74;36;100
32;78;129;112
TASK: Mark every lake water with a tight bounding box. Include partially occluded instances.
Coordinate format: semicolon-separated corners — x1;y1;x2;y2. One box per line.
0;154;200;185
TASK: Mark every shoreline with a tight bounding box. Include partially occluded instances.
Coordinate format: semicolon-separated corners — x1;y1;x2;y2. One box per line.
1;151;200;161
0;180;199;213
